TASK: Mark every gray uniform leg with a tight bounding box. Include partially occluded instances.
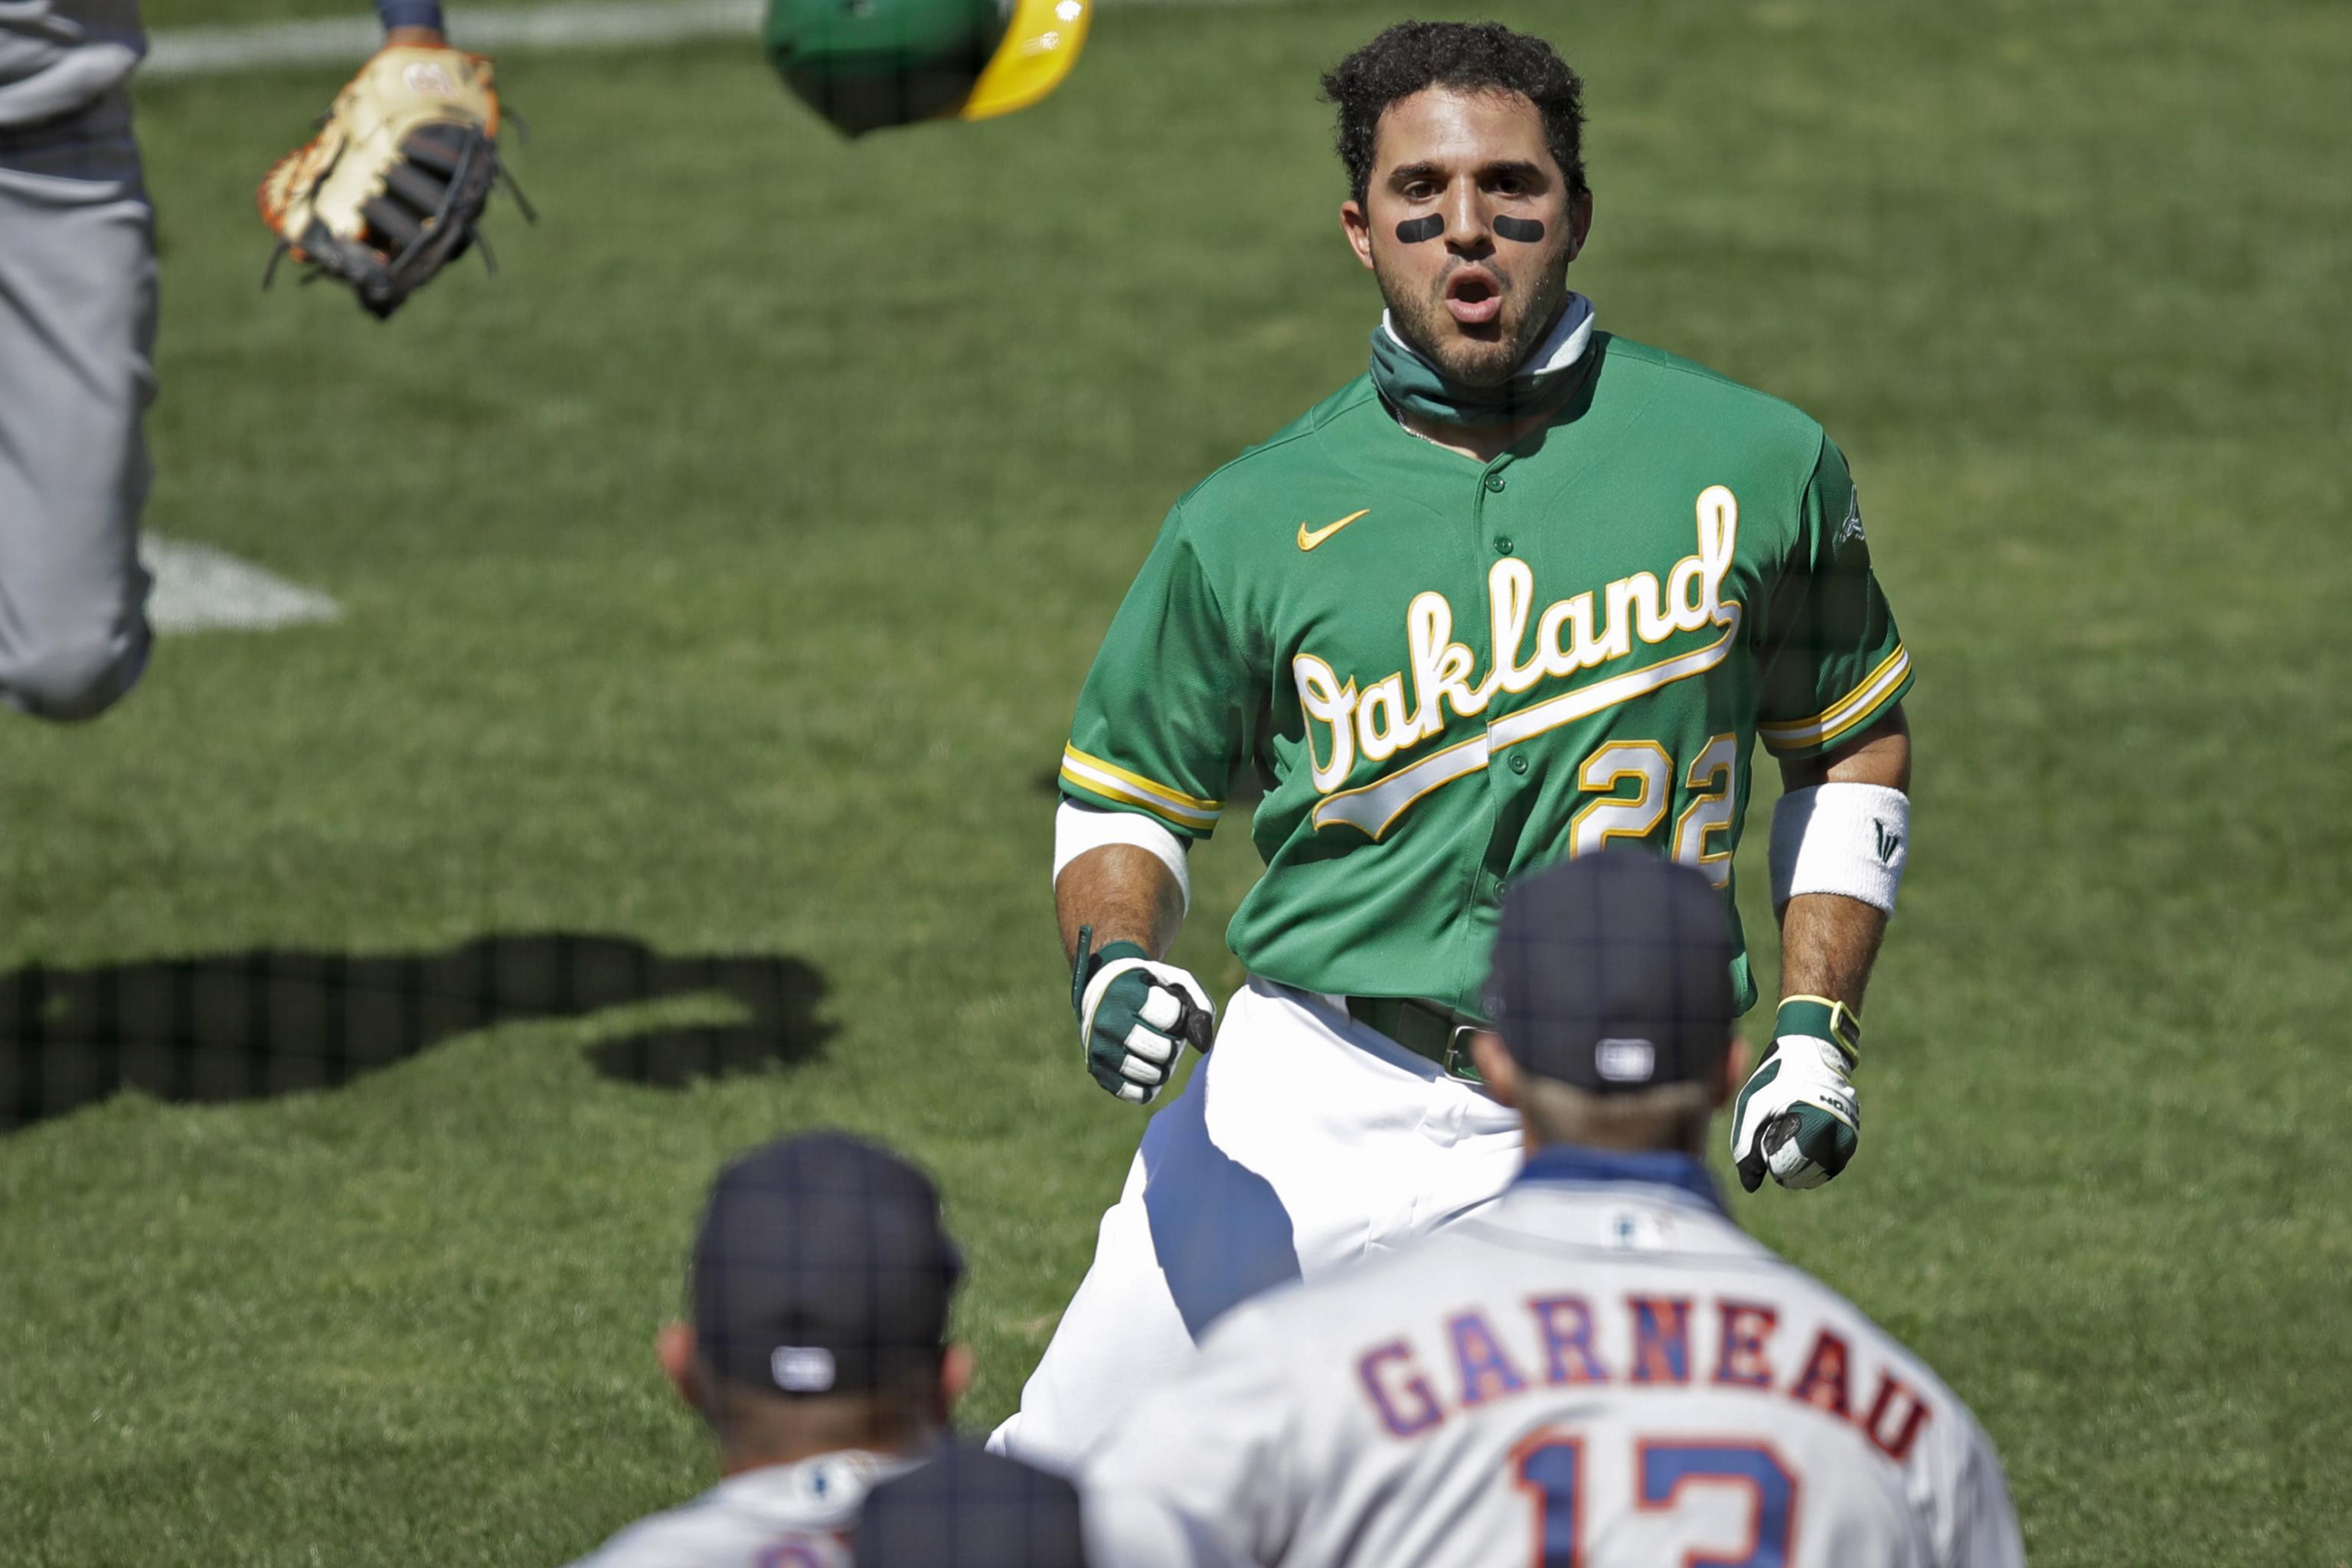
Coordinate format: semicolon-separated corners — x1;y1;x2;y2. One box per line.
0;87;155;723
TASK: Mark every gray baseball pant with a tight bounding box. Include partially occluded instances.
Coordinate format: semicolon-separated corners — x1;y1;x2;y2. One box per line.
0;86;154;722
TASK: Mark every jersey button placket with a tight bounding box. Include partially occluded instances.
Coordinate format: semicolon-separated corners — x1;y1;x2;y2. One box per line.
1477;460;1524;800
1475;459;1514;555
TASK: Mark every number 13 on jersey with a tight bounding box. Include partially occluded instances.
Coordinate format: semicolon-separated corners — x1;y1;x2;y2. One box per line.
1512;1429;1798;1567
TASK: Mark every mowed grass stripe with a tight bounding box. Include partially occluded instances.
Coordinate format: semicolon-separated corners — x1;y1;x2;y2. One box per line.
142;0;1298;79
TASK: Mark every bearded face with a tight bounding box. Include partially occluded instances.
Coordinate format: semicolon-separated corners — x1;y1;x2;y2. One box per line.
1343;87;1590;387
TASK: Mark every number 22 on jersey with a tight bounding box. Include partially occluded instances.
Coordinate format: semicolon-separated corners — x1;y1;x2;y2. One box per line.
1568;732;1739;884
1512;1429;1798;1567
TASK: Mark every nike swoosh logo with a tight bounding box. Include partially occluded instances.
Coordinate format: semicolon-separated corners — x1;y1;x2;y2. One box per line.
1297;509;1371;551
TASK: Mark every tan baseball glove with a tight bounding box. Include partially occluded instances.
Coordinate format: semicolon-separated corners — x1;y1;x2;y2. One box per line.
257;45;530;318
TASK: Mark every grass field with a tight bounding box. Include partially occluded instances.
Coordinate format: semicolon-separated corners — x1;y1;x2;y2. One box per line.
2;0;2347;1561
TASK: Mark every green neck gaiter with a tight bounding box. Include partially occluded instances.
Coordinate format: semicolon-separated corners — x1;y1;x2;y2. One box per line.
1368;293;1598;428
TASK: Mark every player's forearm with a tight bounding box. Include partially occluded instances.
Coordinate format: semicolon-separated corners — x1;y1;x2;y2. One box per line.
1776;893;1886;1011
1774;707;1910;1012
1057;845;1185;965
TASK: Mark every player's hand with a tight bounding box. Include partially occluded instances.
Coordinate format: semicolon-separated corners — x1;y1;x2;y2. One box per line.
1730;997;1861;1191
1070;925;1214;1106
256;43;530;318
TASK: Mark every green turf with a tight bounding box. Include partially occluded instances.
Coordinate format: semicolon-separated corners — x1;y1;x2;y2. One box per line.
3;0;2347;1561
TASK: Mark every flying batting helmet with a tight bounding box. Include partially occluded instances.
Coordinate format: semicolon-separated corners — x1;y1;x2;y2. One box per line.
766;0;1092;136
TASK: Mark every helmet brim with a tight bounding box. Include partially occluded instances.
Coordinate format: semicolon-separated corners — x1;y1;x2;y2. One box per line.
960;0;1090;120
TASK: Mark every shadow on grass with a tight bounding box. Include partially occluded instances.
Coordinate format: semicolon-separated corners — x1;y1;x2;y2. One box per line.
0;933;833;1133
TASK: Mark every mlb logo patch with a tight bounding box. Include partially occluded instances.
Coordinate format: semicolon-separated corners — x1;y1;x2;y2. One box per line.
1596;1037;1656;1083
772;1345;837;1393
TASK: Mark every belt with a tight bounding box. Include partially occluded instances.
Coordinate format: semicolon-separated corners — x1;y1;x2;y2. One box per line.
1345;995;1486;1083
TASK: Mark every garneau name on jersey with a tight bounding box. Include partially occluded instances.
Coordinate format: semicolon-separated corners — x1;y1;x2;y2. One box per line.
1356;1278;1933;1461
1059;330;1916;1016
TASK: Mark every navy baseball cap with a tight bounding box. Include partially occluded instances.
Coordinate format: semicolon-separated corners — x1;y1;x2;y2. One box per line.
1482;853;1736;1093
691;1132;964;1396
852;1442;1089;1568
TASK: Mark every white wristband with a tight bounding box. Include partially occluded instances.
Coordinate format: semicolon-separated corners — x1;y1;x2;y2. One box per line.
1769;783;1909;913
1053;801;1192;914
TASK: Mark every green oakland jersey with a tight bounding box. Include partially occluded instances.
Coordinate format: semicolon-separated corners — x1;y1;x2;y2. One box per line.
1059;328;1913;1018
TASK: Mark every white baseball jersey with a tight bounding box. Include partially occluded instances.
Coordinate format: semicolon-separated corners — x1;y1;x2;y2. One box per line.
566;1449;920;1568
1083;1147;2025;1568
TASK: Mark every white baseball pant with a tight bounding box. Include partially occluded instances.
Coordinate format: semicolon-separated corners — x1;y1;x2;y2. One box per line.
990;978;1523;1472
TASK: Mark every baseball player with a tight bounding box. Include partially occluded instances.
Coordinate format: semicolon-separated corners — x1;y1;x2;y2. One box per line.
564;1132;972;1568
1004;20;1917;1468
1;0;511;720
1083;854;2025;1567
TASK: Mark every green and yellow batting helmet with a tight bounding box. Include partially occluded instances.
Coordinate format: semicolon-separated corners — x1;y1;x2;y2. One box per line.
766;0;1092;136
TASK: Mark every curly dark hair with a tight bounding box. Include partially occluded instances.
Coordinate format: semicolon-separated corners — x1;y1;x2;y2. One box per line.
1319;21;1589;209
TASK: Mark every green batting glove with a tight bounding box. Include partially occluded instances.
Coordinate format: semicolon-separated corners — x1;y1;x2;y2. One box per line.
1729;996;1862;1192
1070;925;1215;1106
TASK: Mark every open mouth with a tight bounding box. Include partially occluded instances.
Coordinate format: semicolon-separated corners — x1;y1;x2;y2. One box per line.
1444;269;1503;326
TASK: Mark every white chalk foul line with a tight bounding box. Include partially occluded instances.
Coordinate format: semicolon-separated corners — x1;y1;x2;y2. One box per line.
142;0;1286;79
141;534;342;634
144;0;757;78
